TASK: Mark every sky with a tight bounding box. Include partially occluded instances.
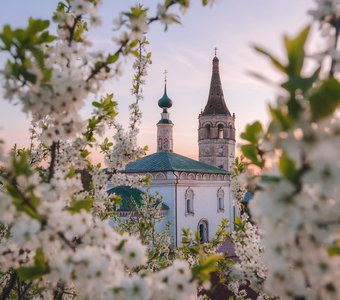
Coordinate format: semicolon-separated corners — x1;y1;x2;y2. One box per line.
0;0;316;163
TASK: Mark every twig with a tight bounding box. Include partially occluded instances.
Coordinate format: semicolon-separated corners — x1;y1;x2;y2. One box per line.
57;232;76;252
68;15;82;47
86;40;128;83
329;18;340;77
48;142;57;182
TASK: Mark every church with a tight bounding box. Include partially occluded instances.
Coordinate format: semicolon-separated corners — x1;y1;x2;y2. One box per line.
108;54;236;246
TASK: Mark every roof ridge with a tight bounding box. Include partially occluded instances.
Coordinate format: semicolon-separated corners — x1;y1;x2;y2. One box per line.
124;151;228;174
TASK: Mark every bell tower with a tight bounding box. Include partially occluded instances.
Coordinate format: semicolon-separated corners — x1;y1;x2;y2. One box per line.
157;71;174;152
198;51;235;172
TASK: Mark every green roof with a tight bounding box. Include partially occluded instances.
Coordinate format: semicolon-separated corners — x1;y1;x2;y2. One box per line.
124;152;227;174
157;119;173;125
107;185;169;211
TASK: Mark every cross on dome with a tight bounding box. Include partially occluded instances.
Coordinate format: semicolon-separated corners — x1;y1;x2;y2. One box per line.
164;69;168;84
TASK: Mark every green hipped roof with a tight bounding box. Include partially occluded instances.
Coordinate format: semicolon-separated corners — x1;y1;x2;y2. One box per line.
124;152;227;174
107;185;169;211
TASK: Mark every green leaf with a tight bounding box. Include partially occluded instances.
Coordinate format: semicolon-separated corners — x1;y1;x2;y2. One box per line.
68;197;94;213
27;18;50;36
309;77;340;121
192;253;222;281
234;216;245;231
43;68;52;83
241;144;260;165
281;67;320;94
284;25;310;76
34;248;46;268
17;248;49;280
129;39;139;49
268;106;292;131
11;151;32;176
81;149;90;158
240;121;263;144
0;25;13;49
253;45;286;73
279;152;299;182
92;101;102;108
328;244;340;256
22;70;37;83
107;53;119;64
65;165;76;179
30;47;45;68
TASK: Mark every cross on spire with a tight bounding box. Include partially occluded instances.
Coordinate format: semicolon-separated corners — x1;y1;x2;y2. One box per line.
164;69;168;84
214;47;218;57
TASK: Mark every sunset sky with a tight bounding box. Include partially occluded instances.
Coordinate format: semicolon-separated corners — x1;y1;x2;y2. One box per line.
0;0;317;164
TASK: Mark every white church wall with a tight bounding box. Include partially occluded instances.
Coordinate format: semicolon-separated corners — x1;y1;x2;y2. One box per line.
107;172;233;247
176;180;232;246
139;172;177;243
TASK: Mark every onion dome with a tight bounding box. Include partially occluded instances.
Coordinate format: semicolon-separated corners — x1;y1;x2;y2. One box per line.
158;84;173;109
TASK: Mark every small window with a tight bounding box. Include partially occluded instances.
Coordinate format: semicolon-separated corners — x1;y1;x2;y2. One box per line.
158;138;162;150
218;197;224;211
198;219;209;243
217;188;225;212
163;138;169;150
185;187;194;215
218;125;224;139
186;199;193;214
205;124;211;139
199;224;205;243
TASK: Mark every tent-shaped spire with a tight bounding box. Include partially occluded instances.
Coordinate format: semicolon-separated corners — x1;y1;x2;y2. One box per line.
202;54;231;116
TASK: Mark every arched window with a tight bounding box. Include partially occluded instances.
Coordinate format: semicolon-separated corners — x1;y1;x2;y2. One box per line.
158;138;162;150
186;199;193;213
185;187;194;215
217;188;225;212
218;124;224;139
218;197;224;210
205;124;211;139
198;219;209;243
164;138;169;150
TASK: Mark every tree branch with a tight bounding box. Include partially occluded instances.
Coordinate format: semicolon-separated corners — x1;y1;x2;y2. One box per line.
68;15;82;47
1;270;17;300
329;18;340;77
48;142;57;182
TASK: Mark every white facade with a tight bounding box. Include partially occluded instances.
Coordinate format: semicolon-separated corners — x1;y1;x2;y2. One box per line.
110;171;233;246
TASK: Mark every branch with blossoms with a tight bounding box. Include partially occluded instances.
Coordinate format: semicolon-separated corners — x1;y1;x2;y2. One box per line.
199;157;270;300
0;0;218;299
239;1;340;298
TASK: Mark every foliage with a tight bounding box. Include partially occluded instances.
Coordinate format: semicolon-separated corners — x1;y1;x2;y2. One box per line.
0;0;216;299
0;0;339;299
240;1;340;298
112;191;173;272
